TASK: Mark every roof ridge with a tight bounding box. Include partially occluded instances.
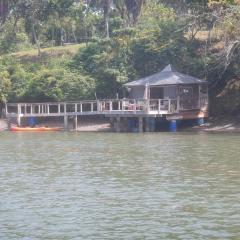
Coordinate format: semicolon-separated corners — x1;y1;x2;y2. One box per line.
161;64;173;72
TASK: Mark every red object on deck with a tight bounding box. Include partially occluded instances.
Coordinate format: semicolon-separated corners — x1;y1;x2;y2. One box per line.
10;126;61;132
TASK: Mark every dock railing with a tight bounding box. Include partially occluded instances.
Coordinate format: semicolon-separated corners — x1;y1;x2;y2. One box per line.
6;98;195;117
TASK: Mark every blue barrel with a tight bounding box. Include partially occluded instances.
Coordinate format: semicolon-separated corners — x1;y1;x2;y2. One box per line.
28;117;36;127
169;120;177;132
197;118;204;126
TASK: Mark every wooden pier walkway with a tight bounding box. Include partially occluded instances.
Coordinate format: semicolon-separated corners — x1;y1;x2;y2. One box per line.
6;99;180;117
5;97;208;131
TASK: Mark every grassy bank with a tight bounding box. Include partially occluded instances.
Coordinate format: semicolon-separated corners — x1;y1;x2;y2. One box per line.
9;43;86;62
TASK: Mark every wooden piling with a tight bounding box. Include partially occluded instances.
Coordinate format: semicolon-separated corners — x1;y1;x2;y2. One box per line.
145;118;150;132
116;117;121;133
139;117;143;133
64;115;68;130
74;115;78;131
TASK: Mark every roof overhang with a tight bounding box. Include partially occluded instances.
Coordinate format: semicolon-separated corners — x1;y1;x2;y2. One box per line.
124;64;209;88
124;82;209;88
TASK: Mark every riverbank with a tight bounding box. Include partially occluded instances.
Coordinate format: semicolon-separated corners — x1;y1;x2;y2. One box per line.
1;116;112;132
75;117;111;132
1;116;240;133
0;119;8;131
185;116;240;133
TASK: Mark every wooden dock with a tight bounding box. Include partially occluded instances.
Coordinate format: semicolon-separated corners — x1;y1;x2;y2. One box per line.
6;98;179;117
5;97;208;132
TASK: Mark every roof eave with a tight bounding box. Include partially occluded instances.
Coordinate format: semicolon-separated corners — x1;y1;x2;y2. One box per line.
124;81;209;87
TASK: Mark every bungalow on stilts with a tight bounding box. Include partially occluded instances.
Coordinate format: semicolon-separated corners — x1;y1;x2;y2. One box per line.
122;64;209;132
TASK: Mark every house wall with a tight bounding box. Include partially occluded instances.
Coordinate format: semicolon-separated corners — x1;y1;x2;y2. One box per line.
177;85;200;98
150;87;164;99
128;84;204;100
129;86;145;99
150;86;177;99
163;86;177;99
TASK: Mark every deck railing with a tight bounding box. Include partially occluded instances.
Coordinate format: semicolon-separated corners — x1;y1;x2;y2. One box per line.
5;97;207;117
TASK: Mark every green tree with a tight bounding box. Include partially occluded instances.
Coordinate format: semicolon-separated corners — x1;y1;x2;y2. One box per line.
124;0;146;25
89;0;112;38
49;0;75;45
0;69;11;103
14;0;51;55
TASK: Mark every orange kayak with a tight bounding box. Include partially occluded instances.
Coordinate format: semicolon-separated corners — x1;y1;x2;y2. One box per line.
10;126;61;132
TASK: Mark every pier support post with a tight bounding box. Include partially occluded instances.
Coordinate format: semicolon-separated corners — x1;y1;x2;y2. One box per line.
17;115;21;127
145;118;150;132
64;115;68;130
17;104;22;127
116;117;121;133
139;117;143;133
146;117;156;132
169;120;177;132
7;117;11;130
74;115;78;131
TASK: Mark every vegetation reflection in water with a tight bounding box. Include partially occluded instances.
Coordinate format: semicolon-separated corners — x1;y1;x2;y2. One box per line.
0;132;239;239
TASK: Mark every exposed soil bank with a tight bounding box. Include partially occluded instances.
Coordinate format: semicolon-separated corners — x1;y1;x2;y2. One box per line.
184;116;240;133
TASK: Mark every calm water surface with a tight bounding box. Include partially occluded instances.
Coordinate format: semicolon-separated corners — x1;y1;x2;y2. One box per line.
0;132;240;239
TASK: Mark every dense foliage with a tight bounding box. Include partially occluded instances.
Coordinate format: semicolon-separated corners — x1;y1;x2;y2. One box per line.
0;0;240;115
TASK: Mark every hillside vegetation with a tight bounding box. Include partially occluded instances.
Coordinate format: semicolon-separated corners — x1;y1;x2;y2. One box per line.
0;0;240;116
11;44;84;60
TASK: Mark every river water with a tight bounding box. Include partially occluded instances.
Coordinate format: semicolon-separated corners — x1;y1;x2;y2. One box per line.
0;132;239;239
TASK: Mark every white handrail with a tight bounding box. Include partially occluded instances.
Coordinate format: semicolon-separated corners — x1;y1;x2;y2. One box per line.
5;98;191;116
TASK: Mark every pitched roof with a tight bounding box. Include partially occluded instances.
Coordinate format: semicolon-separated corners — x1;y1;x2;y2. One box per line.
124;65;208;87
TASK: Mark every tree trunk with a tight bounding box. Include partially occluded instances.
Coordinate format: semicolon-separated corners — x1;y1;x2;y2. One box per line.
61;27;65;46
32;22;41;56
103;0;110;38
105;15;109;38
124;0;145;25
72;25;77;43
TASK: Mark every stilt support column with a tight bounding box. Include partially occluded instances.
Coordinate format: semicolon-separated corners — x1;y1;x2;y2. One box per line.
116;117;121;133
74;115;78;131
64;115;68;130
146;117;156;132
145;118;150;132
17;115;21;127
139;117;143;133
